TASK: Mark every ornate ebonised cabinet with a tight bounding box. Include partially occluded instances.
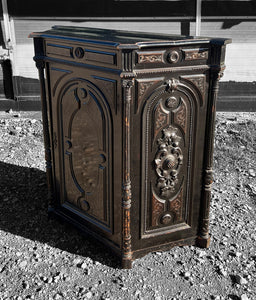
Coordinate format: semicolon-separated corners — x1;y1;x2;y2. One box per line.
30;26;230;268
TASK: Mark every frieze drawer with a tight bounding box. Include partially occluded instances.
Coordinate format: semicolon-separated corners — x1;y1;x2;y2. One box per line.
135;47;210;69
30;25;231;269
45;41;119;68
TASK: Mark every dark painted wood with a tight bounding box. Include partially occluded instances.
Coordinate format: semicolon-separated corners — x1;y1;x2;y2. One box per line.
31;26;230;268
2;81;255;112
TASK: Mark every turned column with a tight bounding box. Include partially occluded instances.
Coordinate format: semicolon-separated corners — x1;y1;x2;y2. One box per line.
35;58;54;212
197;65;224;248
121;78;134;269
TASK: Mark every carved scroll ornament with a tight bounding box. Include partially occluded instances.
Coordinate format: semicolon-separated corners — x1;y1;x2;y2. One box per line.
155;125;183;199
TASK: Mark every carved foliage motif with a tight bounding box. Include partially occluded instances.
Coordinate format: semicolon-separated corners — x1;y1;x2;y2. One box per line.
141;78;199;233
154;126;183;199
169;189;183;221
154;103;168;138
174;100;187;133
184;49;208;61
181;75;206;104
138;81;155;98
189;76;205;95
151;189;183;227
136;78;163;113
137;51;164;64
152;195;165;227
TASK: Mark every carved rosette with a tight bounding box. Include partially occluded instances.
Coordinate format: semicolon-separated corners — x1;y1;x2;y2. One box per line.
155;125;183;199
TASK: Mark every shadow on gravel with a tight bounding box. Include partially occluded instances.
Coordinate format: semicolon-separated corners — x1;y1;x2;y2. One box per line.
0;161;119;268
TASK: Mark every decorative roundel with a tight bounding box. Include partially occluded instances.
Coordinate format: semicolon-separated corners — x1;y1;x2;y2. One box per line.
167;50;180;64
80;199;90;211
162;154;178;171
160;213;173;225
77;87;87;99
74;47;84;59
165;96;179;109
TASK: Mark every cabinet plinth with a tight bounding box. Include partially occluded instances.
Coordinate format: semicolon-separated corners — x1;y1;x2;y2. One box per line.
30;26;231;268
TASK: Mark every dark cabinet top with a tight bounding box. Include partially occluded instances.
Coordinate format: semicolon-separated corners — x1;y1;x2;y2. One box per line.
30;25;231;49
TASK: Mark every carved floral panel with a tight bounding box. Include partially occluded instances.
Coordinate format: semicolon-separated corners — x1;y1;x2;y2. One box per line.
141;79;198;236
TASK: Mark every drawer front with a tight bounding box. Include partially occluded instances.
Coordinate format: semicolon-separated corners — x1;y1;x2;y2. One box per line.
135;46;209;69
45;40;119;68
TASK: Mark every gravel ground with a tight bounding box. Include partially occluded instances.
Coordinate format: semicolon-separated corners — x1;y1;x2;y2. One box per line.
0;110;255;300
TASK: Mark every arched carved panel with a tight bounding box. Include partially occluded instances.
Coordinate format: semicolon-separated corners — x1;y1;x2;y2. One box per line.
136;77;164;113
50;67;73;97
58;78;112;230
141;78;200;237
180;74;206;106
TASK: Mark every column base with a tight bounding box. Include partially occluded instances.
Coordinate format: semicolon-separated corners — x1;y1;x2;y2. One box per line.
196;236;211;248
121;258;133;269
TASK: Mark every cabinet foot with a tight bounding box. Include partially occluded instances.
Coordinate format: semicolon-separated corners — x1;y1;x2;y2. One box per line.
121;258;133;269
196;236;211;248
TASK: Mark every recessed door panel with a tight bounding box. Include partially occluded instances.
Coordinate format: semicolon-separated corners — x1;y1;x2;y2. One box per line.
141;78;201;238
57;78;112;231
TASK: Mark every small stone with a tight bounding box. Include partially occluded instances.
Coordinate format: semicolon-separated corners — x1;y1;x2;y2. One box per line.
73;258;83;267
234;275;248;285
85;291;93;299
219;268;227;277
240;294;249;300
248;169;256;177
22;281;29;289
198;251;206;258
236;252;242;257
81;262;87;269
19;261;27;268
